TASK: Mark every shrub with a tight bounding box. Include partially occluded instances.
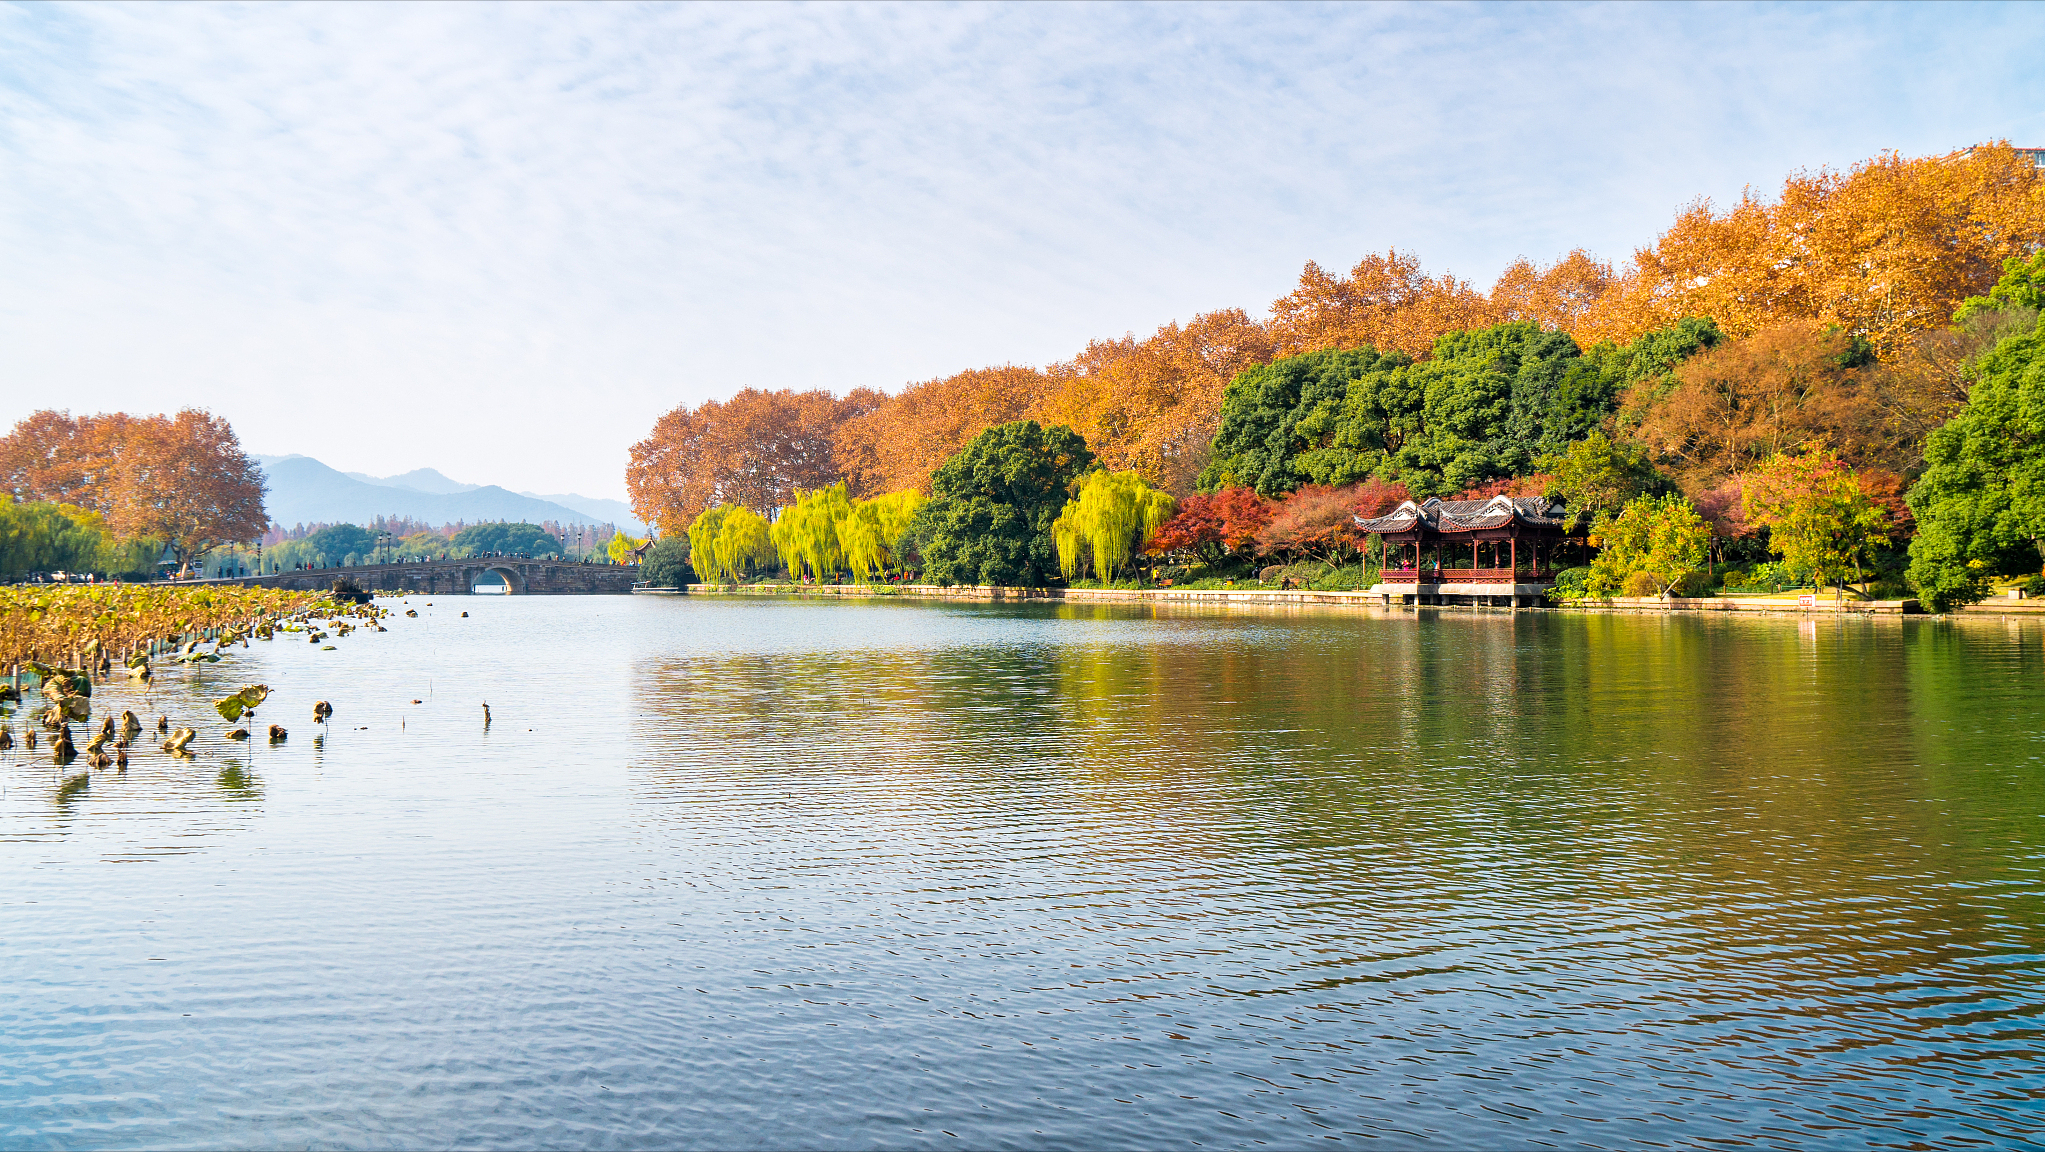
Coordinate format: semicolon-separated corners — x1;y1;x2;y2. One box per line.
1550;566;1591;598
1621;570;1658;597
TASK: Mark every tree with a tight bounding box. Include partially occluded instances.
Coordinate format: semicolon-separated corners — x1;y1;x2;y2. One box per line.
1626;321;1926;490
1586;493;1710;597
626;387;885;533
908;421;1093;587
1540;432;1664;529
1268;249;1495;359
1254;484;1377;564
1906;313;2045;610
452;522;564;558
832;367;1052;498
1743;447;1889;603
1956;250;2045;321
715;507;774;580
841;490;923;580
1051;470;1175;583
771;483;854;581
106;410;267;576
1578;143;2045;355
687;506;732;582
1200;346;1398;496
0;497;125;576
1146;486;1275;565
1035;309;1275;495
640;536;694;588
0;411;138;512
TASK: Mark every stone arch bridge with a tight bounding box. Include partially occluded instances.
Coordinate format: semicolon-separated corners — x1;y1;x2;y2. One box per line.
211;558;638;596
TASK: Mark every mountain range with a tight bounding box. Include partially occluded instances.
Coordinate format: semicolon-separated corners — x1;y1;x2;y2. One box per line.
253;455;645;533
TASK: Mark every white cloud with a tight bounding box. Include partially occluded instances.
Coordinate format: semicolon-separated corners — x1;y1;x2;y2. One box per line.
2;0;2040;499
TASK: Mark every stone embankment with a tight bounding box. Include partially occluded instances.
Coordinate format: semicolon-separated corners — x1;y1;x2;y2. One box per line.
649;583;1932;615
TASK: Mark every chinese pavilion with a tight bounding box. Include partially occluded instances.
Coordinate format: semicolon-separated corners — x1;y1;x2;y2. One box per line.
1356;495;1580;606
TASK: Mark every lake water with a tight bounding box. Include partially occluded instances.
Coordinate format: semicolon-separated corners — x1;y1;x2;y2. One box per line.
4;595;2045;1149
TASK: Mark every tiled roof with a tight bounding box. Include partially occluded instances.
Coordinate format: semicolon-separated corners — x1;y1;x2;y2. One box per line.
1354;495;1569;535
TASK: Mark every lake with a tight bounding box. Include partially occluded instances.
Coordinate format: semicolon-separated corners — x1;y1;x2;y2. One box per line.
4;595;2044;1149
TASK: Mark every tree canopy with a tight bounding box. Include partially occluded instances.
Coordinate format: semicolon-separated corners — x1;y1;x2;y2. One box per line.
909;421;1093;587
1906;312;2045;610
450;522;563;557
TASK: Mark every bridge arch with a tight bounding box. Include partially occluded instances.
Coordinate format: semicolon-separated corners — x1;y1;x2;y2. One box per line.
468;564;526;594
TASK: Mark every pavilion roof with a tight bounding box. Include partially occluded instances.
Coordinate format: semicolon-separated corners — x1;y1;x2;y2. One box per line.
1353;495;1571;536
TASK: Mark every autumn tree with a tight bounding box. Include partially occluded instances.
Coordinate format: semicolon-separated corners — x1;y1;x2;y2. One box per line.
69;409;266;576
1743;447;1889;604
1145;486;1275;565
627;387;884;533
1579;143;2045;354
1626;321;1928;490
1034;309;1274;495
1254;484;1376;564
832;367;1051;498
0;411;144;514
1269;250;1496;359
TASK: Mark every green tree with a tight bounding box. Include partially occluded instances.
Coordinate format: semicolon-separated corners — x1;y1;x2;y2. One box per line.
1906;313;2045;610
1586;493;1710;596
1052;470;1176;583
1200;347;1397;496
304;523;379;564
1955;250;2045;322
0;497;137;576
1200;320;1713;500
909;421;1093;587
1539;432;1666;528
451;522;563;557
640;535;693;587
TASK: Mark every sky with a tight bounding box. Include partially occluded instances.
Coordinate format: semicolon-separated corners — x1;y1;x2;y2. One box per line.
2;2;2041;502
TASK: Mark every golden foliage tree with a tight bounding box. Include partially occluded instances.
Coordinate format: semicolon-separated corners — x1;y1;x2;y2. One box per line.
627;387;884;534
1628;321;1930;490
1579;143;2045;355
107;410;269;575
1268;250;1495;359
832;366;1052;498
1036;309;1276;496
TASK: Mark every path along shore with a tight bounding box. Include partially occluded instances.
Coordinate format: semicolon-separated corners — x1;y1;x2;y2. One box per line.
643;583;1937;615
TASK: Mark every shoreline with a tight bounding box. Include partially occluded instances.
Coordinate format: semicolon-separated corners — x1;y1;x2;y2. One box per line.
643;583;1932;616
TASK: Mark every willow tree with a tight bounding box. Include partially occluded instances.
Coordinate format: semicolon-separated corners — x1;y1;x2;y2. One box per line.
687;506;732;582
842;489;925;580
715;506;774;582
772;482;854;580
1052;470;1176;583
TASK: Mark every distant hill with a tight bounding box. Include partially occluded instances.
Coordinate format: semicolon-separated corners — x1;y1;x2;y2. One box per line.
254;455;646;532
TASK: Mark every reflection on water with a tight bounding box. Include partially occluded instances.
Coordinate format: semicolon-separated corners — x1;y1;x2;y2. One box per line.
2;596;2044;1149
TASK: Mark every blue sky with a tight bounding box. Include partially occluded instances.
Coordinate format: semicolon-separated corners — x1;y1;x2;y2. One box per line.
2;1;2040;501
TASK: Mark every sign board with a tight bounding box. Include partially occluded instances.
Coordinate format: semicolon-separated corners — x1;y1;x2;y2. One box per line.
1797;593;1815;608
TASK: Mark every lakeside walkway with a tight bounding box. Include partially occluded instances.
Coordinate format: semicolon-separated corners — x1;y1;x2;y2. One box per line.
651;583;1924;614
